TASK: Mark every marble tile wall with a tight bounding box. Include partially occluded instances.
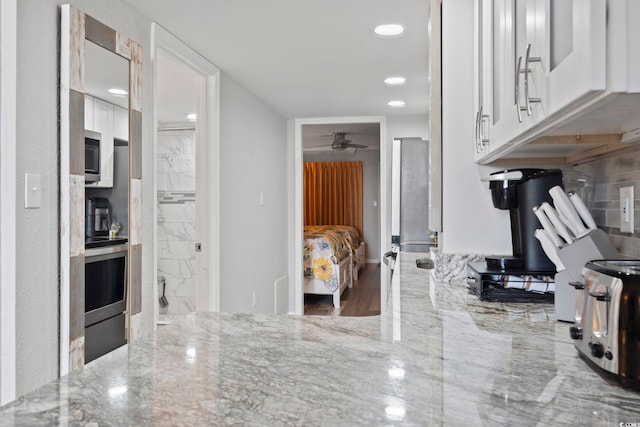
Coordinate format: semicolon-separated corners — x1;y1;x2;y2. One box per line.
157;129;196;314
573;145;640;258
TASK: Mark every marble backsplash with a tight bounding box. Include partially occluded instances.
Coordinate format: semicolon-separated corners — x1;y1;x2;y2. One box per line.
429;247;485;282
157;128;196;314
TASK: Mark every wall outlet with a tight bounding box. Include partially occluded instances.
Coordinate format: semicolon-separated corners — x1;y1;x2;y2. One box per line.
620;186;634;233
252;290;257;307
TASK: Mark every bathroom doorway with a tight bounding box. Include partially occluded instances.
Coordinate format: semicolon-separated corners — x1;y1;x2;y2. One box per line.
155;51;199;315
152;23;221;322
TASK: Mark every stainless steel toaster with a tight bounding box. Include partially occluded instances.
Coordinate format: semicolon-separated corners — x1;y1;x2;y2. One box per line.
569;260;640;388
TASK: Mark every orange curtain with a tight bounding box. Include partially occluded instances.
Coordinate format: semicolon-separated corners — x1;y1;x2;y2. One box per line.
304;161;363;236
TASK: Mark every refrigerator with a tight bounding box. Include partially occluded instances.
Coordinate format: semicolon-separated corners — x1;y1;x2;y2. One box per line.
391;137;433;252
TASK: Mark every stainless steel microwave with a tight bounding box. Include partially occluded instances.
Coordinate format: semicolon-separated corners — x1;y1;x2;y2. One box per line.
85;129;101;183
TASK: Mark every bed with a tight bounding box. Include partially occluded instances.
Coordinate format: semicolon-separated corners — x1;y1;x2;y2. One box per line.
303;225;366;308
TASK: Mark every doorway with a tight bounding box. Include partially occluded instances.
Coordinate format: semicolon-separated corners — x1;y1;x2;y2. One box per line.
301;122;382;316
292;116;389;316
151;23;221;323
155;52;199;315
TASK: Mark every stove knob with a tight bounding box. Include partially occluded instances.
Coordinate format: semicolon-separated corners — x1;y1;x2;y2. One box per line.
605;351;613;360
569;326;583;340
590;342;605;359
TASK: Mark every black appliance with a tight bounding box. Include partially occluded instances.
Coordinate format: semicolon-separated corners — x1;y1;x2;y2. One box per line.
467;169;563;302
485;168;563;272
84;242;128;363
467;261;555;302
85;197;111;238
570;260;640;389
85;129;101;183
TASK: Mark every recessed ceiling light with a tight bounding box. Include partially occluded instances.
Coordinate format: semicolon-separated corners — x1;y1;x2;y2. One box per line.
186;113;197;121
384;76;406;86
387;100;406;108
107;88;128;96
374;24;405;38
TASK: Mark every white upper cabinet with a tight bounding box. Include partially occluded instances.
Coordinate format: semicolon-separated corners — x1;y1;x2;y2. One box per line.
473;0;509;161
85;96;114;188
504;0;606;137
474;0;627;164
531;0;607;118
113;105;129;142
85;96;128;187
85;96;95;131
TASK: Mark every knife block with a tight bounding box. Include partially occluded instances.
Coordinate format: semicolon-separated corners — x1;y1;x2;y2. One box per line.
554;229;619;322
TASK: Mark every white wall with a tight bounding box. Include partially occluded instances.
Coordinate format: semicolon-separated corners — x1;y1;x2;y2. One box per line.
218;73;288;313
303;150;381;262
14;0;154;396
441;0;511;255
387;115;429;141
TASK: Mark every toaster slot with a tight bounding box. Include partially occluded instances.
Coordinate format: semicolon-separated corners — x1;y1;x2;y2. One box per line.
589;284;611;338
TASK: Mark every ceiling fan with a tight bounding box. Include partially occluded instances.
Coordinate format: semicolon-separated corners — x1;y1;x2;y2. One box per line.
305;132;368;152
330;132;367;150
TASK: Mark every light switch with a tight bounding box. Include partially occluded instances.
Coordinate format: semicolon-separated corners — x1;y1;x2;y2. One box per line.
24;173;41;209
259;191;265;207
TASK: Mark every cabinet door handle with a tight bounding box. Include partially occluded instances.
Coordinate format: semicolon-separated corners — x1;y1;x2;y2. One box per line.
523;43;541;116
480;113;490;144
515;56;524;123
475;109;481;153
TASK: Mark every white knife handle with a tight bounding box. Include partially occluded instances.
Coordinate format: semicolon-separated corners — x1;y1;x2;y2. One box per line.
540;202;574;244
532;206;563;247
549;186;589;237
534;229;565;272
568;192;597;230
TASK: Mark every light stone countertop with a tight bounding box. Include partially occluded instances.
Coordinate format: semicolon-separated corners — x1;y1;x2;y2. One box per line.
1;253;640;426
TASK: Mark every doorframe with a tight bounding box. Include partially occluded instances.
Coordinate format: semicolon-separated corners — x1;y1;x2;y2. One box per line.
0;0;17;405
151;23;221;319
291;116;389;315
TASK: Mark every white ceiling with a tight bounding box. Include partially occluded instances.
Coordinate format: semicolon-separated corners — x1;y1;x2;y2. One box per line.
123;0;430;119
85;40;129;109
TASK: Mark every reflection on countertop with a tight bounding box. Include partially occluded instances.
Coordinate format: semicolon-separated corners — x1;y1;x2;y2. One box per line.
1;253;639;425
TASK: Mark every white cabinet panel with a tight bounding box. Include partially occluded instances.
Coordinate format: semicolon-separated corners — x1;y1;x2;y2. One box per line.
476;0;609;163
538;0;607;117
113;105;128;141
86;98;114;188
84;95;95;131
474;0;509;161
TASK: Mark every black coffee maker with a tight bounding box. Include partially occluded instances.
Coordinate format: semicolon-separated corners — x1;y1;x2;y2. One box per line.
485;168;564;272
85;197;111;238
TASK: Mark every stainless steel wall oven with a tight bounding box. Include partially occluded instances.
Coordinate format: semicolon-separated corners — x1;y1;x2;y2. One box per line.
85;242;128;363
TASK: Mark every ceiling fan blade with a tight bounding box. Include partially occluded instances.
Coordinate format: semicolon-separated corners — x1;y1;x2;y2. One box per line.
304;145;333;152
344;143;367;149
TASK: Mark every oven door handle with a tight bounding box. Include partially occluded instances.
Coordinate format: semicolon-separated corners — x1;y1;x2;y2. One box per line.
85;243;128;258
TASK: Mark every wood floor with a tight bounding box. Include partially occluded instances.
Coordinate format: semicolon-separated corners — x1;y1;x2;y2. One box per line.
304;263;381;316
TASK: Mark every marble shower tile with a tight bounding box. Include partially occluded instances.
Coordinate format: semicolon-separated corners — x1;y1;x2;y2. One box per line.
157;221;195;242
159;241;194;260
157;203;195;223
159;296;194;315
